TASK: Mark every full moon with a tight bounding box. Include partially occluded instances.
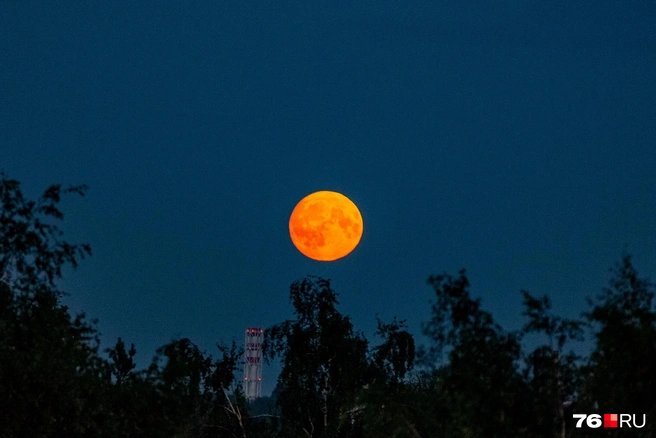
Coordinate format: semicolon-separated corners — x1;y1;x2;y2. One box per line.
289;191;363;261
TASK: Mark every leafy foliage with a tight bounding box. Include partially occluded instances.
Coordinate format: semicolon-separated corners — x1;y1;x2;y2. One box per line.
0;172;91;293
370;317;415;387
263;276;370;437
580;254;656;436
2;173;655;437
0;174;248;437
422;270;532;437
0;174;103;437
520;290;584;438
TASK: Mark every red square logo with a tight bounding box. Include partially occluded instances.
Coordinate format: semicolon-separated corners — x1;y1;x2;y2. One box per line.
604;414;618;428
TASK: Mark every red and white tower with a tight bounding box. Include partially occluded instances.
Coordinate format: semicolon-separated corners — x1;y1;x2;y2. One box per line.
243;327;263;400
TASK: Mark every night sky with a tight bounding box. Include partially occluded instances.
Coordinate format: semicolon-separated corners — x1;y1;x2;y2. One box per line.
2;2;655;395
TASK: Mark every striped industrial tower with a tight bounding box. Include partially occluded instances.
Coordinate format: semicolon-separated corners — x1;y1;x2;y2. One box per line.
243;327;263;400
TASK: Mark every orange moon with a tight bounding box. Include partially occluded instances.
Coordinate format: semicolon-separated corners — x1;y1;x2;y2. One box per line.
289;191;363;261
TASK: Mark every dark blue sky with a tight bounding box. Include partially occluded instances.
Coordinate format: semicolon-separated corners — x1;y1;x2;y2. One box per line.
2;2;655;395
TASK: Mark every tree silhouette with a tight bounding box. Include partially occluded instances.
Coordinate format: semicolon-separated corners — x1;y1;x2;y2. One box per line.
263;276;369;437
580;254;656;437
3;173;656;437
520;290;584;438
341;316;420;438
422;270;533;437
370;317;416;388
0;173;102;436
0;172;91;294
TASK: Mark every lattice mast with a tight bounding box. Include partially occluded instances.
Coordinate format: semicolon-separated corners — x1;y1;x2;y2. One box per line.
243;327;263;400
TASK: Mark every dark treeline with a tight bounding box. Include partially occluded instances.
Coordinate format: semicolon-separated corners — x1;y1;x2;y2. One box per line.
1;174;655;437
